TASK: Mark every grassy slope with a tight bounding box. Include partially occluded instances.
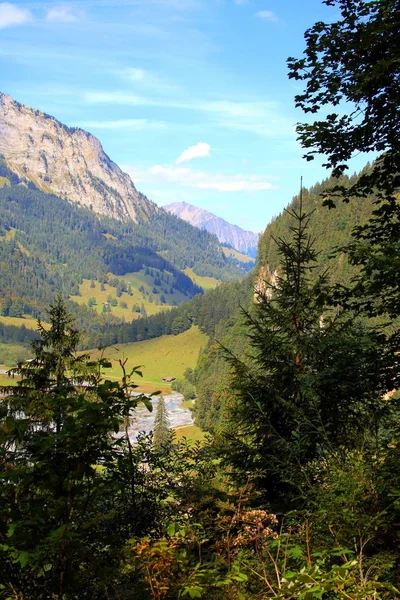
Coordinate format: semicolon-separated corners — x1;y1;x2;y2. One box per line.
174;424;206;443
86;325;208;393
0;371;20;386
0;227;16;241
70;270;190;320
0;315;41;330
183;267;219;290
222;246;255;264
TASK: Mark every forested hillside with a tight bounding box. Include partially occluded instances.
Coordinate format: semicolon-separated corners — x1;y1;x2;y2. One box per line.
258;168;377;284
193;169;379;430
0;156;242;330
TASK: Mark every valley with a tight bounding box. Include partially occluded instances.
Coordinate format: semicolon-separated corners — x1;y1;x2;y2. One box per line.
1;1;400;591
85;325;207;394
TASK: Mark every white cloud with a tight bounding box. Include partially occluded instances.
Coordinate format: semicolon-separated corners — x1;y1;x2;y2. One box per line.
74;118;168;130
46;5;79;23
115;67;180;94
124;164;274;193
123;68;146;82
0;3;32;29
255;10;278;21
82;91;294;138
177;142;210;164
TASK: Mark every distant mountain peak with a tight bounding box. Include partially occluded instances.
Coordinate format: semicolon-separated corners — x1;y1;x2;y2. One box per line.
0;91;155;222
164;201;259;257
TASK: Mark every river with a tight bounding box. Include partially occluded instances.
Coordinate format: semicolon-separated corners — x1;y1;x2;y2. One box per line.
126;391;193;441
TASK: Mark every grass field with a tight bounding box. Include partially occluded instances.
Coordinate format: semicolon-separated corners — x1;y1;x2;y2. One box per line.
86;326;208;392
71;270;190;321
0;372;20;386
0;342;30;373
183;267;220;290
0;176;10;188
0;227;17;241
221;246;256;264
0;315;41;330
174;424;206;444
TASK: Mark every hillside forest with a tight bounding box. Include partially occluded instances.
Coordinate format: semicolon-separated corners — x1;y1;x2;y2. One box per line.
1;0;400;598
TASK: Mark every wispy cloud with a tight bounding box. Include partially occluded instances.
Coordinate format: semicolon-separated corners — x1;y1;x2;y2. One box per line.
75;118;168;130
124;164;274;192
46;5;81;23
0;3;32;29
255;10;278;22
177;142;210;164
115;67;180;94
121;67;146;82
82;91;294;138
83;91;153;106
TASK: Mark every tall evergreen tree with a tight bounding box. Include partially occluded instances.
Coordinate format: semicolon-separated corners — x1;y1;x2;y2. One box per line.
0;299;150;599
216;193;399;506
153;396;171;452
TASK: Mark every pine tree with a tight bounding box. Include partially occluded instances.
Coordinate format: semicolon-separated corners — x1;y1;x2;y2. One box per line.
0;298;150;598
153;396;171;451
217;191;399;506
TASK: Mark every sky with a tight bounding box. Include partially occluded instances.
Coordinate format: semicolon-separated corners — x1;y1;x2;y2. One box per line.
0;0;368;232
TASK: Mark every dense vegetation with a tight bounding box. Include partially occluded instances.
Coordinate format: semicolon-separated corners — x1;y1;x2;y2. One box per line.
1;0;400;597
0;157;242;326
192;166;378;431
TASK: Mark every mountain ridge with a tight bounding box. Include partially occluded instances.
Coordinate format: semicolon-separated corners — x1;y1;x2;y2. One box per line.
0;91;155;223
164;201;259;257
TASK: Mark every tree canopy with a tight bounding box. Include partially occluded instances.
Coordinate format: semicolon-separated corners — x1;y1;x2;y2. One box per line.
288;0;400;202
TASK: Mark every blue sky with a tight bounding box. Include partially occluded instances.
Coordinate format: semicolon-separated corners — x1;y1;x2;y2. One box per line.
0;0;367;232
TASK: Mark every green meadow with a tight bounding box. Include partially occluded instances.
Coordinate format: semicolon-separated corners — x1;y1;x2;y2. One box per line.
183;267;220;290
221;246;255;264
86;325;208;393
0;315;42;330
174;424;206;444
70;269;190;320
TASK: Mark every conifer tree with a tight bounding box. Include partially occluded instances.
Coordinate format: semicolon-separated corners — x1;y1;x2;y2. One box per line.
0;298;150;599
153;396;171;451
217;191;399;506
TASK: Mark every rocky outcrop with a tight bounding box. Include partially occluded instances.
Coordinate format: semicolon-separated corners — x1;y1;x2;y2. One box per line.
164;201;259;257
0;92;155;222
254;265;278;301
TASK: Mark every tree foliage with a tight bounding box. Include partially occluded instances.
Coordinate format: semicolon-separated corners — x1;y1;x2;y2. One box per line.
216;202;400;505
288;0;400;202
153;396;171;452
0;299;150;598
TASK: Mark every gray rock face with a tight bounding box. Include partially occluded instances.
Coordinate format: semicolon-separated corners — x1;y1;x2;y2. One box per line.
164;201;259;257
0;92;155;222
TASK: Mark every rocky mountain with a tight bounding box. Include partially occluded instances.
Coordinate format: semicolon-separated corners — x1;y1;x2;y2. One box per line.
164;201;259;257
0;93;246;339
0;92;154;222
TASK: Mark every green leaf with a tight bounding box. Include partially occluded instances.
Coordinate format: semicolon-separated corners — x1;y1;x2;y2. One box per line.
16;551;30;568
287;545;304;558
167;523;176;537
186;586;202;598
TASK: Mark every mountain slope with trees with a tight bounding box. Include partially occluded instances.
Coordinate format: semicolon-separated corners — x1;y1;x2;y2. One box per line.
192;168;379;430
0;156;242;340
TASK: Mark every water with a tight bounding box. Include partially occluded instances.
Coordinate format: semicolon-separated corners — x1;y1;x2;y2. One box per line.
126;391;193;441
